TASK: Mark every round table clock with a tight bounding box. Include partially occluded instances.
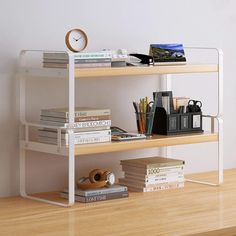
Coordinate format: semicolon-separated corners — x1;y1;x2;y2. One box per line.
65;28;88;52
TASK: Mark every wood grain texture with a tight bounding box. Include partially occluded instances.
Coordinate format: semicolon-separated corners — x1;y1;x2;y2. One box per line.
1;169;236;236
75;64;218;78
74;132;218;155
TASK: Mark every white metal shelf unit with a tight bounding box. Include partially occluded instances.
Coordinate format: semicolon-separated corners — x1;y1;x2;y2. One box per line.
18;48;223;207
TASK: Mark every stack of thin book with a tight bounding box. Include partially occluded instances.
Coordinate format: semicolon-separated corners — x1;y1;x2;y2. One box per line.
60;185;128;203
43;51;112;69
38;107;111;145
119;156;185;192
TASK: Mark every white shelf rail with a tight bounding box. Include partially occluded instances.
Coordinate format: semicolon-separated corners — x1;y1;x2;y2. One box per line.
184;47;223;186
19;50;76;207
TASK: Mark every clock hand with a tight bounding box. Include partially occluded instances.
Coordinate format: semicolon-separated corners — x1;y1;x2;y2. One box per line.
73;36;82;42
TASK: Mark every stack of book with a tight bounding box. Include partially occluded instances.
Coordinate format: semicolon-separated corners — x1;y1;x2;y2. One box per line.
38;107;111;145
43;51;112;69
119;156;185;192
60;184;128;203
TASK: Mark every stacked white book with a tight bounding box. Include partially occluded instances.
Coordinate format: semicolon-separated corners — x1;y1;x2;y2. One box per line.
43;51;112;69
119;156;184;192
38;107;111;145
60;185;128;203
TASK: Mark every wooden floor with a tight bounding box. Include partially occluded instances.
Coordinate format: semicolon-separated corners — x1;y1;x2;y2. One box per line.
1;169;236;236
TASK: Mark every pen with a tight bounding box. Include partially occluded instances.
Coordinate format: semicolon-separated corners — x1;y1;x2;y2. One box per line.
133;101;141;132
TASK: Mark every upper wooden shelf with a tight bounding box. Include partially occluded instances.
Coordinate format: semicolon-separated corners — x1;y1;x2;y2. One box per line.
75;64;218;78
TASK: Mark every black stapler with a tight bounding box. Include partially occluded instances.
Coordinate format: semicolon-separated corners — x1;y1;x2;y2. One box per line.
129;53;153;65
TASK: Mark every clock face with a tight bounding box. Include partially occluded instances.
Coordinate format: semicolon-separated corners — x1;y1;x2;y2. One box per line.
65;29;88;52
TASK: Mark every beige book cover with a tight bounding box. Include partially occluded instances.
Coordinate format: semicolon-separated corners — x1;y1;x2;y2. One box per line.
120;156;184;169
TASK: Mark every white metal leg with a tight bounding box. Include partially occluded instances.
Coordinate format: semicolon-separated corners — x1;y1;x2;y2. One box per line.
68;53;75;206
18;51;76;207
186;48;223;186
160;74;172;158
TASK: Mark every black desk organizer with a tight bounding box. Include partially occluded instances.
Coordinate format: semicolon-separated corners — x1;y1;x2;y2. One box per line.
152;91;203;135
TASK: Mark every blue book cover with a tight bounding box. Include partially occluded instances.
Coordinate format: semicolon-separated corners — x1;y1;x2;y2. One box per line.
149;44;186;64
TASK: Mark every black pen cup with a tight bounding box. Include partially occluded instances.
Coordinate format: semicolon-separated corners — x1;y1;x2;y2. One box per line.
135;111;155;136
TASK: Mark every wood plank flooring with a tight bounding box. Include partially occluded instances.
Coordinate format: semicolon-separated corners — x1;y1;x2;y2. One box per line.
1;169;236;236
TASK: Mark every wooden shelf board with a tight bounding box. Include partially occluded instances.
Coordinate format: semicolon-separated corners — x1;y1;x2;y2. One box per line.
74;132;218;155
21;132;218;156
75;64;218;78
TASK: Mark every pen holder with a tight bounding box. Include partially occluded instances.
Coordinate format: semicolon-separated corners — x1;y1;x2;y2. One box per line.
152;107;203;135
135;111;155;136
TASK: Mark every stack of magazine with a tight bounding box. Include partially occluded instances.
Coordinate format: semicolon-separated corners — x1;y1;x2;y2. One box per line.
60;185;128;203
38;107;111;145
119;156;185;192
43;51;112;69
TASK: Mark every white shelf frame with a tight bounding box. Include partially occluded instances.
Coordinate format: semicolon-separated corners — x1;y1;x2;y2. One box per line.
18;47;223;207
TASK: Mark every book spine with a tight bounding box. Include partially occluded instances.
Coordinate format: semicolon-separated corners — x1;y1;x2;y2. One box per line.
65;134;111;145
65;120;111;128
39;129;111;139
120;161;185;169
78;186;128;197
60;191;128;203
78;191;129;203
125;171;184;181
40;115;111;123
122;165;184;175
74;52;112;59
41;109;110;119
119;177;184;188
144;182;184;192
38;134;111;145
75;63;111;68
75;59;111;63
40;120;111;128
127;182;184;192
40;126;111;132
124;173;184;185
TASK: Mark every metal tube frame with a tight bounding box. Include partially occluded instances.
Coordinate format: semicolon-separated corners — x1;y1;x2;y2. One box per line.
18;47;223;207
19;50;76;207
161;47;223;186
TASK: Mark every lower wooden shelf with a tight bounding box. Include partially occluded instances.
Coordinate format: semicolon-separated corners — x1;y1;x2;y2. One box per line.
74;132;218;155
21;132;218;156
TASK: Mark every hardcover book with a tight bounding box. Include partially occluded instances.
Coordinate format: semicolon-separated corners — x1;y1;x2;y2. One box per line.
122;164;184;175
60;190;129;203
62;185;128;197
41;107;110;118
149;44;186;65
120;156;185;169
119;177;184;188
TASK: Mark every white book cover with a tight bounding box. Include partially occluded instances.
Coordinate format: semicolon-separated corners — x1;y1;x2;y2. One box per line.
40;119;111;128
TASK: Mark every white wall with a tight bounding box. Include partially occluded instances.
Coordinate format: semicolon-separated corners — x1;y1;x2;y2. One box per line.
0;0;236;197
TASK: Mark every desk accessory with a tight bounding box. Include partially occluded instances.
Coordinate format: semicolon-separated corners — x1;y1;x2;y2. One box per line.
111;126;146;141
65;28;88;52
77;169;115;190
133;96;157;136
128;53;153;66
149;44;186;65
152;91;203;135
